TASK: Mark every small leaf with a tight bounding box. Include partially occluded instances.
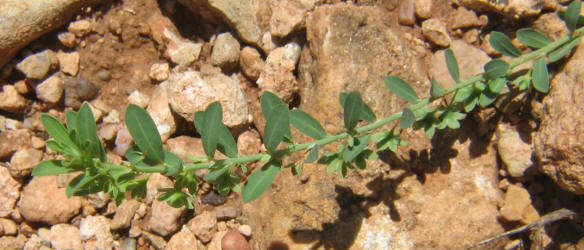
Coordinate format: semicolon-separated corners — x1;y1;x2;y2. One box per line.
360;104;376;122
375;131;402;152
489;31;522;57
566;0;582;32
263;104;291;152
384;76;419;103
463;95;479;112
342;135;371;162
163;150;183;176
342;92;363;131
444;48;460;83
453;84;475;103
488;77;506;94
66;173;99;197
548;37;581;62
532;58;550;93
200;102;223;158
125;104;164;163
32;160;77;176
430;78;445;99
41;114;80;155
516;28;551;49
512;74;531;91
305;145;319;163
77;103;106;161
216;125;238;158
65;111;78;132
242;161;280;202
290;110;327;139
478;90;498;107
484;59;509;80
326;158;343;173
400;108;415;129
203;165;230;182
261;91;285;115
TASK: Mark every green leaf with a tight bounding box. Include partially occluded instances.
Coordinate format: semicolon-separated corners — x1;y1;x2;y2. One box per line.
488;77;506;94
261;91;286;115
489;31;522;57
532;58;550;93
66;173;99;197
200;102;223;158
66;111;78;132
438;108;466;129
77;103;106;161
342;135;370;162
384;76;419;103
516;28;551;49
163;150;183;176
305;145;319;163
478;90;498;107
216;125;238;158
290;110;327;139
444;48;460;83
566;0;582;32
125;104;164;163
375;131;402;152
548;37;581;62
326;158;343;173
339;93;376;122
454;84;475;103
263;104;291;152
126;177;149;200
430;78;445;99
203;164;230;182
512;74;531;91
400;108;415;129
463;95;479;112
484;59;509;80
32;160;77;176
41;114;81;155
242;161;280;202
342;92;363;131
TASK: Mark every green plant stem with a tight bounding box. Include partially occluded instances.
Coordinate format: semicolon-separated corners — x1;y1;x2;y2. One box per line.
162;27;584;175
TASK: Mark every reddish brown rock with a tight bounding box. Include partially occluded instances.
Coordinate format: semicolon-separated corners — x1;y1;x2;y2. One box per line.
18;176;82;225
221;229;250;250
0;166;21;217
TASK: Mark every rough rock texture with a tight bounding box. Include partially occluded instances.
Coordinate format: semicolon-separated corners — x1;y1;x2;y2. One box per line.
256;43;301;102
428;40;491;89
239;46;264;81
150;199;186;236
15;50;58;80
458;0;543;18
57;51;80;76
269;0;319;37
165;227;202;250
0;218;17;235
79;215;114;249
0;166;20;217
162;28;202;66
0;0;103;69
398;0;415;25
18;176;82;225
535;41;584;194
50;224;83;250
147;82;176;142
188;210;216;243
421;18;451;47
0;129;32;160
414;0;432;19
0;85;27;113
166;70;248;127
244;3;503;248
451;7;484;29
8;148;43;178
36;73;65;104
497;123;534;178
149;62;170;81
211;32;240;70
499;185;540;224
67;19;91;37
111;200;141;230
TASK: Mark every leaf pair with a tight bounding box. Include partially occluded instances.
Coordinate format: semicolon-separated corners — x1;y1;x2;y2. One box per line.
340;92;376;131
194;102;238;158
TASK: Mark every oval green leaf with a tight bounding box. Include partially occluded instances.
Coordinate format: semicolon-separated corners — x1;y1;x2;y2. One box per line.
445;48;460;83
484;59;509;80
342;92;363;131
125;104;164;163
242;161;281;202
566;0;582;32
201;102;223;158
41;114;81;154
263;104;291;152
305;145;319;163
384;76;419;103
32;160;77;176
489;31;522;57
77;102;106;161
290;109;327;139
400;108;415;129
453;84;475;103
430;78;445;99
488;77;506;94
216;125;238;158
516;28;551;49
532;58;550;93
478;90;498;107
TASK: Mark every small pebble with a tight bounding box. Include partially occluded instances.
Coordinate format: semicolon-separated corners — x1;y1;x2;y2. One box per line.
97;69;111;81
221;229;251;250
237;225;252;237
57;32;76;48
201;191;227;206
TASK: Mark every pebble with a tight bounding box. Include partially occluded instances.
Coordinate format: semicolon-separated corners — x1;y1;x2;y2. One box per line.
237;225;252;237
201;191;227;206
57;32;76;48
9;148;43;178
128;90;150;108
216;206;240;221
451;7;484;29
110;200;141;230
166;227;201;250
142;232;167;250
68;20;92;37
398;0;416;25
0;129;32;160
221;229;251;250
13;80;30;94
163;29;202;66
211;32;241;71
239;46;264;81
149;62;170;81
121;238;136;250
103;109;120;124
496;124;534;178
414;0;432;19
0;85;27;113
57;51;80;76
499;185;540;224
422;18;451;47
97;69;111;81
36;73;64;103
16;50;58;80
50;224;83;250
0;218;17;235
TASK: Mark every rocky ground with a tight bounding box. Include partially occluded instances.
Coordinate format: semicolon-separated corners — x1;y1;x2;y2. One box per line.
1;0;584;249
